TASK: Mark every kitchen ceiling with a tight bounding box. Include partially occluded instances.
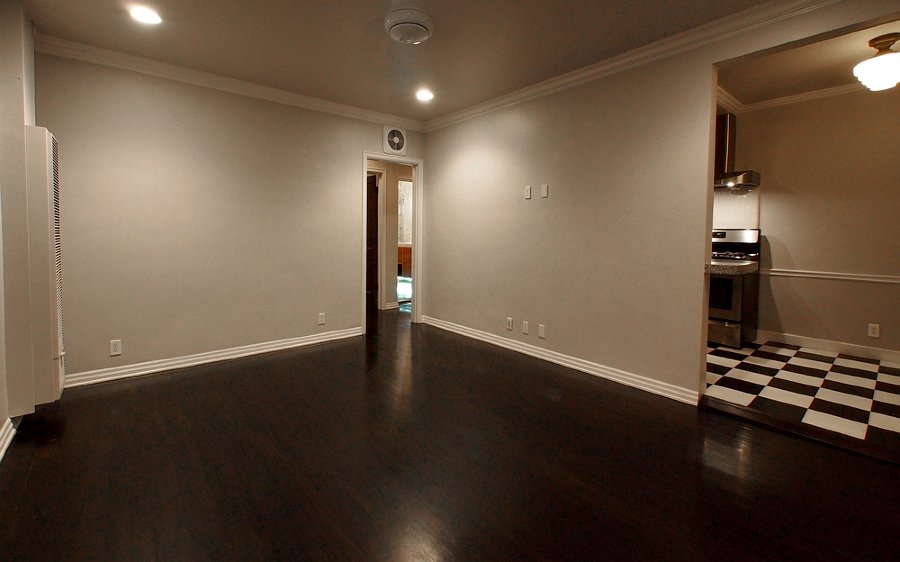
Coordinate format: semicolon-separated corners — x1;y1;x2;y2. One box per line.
24;0;771;122
718;19;900;105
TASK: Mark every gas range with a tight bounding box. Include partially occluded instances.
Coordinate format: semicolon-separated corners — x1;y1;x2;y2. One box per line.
708;229;761;348
711;250;759;261
711;229;760;261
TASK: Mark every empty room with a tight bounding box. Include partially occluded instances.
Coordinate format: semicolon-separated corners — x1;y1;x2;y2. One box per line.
1;1;898;560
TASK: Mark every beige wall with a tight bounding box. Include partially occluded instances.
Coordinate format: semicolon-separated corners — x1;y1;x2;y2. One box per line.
14;0;899;408
0;1;36;417
367;159;412;306
736;87;900;350
422;0;900;396
424;59;715;394
35;54;423;375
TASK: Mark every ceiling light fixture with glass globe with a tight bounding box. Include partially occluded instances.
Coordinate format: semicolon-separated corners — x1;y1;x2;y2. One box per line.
853;33;900;91
129;5;162;25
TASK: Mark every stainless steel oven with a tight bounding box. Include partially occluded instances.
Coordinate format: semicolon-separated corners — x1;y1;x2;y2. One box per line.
709;274;743;322
708;229;760;348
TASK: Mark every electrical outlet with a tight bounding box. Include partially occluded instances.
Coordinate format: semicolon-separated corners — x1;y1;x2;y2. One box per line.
110;339;122;356
538;324;546;339
506;317;513;331
318;312;326;325
522;321;529;335
868;323;880;338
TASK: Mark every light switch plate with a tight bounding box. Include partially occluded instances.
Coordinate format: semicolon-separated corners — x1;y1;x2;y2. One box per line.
541;184;549;198
524;185;532;199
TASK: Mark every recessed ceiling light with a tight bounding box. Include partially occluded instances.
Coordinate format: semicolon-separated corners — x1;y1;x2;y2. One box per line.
416;88;434;102
129;6;162;25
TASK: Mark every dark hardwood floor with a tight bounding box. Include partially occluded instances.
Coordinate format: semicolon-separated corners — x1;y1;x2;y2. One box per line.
1;310;897;561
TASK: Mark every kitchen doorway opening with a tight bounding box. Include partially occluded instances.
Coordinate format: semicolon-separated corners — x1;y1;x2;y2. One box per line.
362;153;424;332
700;16;900;464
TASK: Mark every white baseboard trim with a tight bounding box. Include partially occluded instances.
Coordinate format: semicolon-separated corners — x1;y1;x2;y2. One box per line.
383;302;400;310
756;330;900;363
65;327;363;388
422;316;698;405
0;418;15;466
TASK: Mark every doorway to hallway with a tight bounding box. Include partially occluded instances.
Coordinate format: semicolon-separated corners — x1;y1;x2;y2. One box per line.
362;153;423;331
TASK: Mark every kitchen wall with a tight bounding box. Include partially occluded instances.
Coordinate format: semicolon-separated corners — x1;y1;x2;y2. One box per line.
35;54;423;375
736;87;900;351
423;0;900;399
366;159;413;307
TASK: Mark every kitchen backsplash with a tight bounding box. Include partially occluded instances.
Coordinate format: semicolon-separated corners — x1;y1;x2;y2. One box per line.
712;188;759;229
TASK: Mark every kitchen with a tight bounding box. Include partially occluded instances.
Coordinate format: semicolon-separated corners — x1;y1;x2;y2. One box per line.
703;21;900;461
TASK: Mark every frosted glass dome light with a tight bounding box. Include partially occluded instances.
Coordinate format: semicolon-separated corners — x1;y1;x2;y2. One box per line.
853;33;900;91
129;6;162;25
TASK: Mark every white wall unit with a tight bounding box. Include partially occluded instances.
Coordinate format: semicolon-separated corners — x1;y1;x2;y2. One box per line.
26;126;65;404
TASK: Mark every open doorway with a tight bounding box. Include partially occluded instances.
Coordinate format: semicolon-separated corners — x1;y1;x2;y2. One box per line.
396;179;413;306
363;153;423;330
701;17;900;463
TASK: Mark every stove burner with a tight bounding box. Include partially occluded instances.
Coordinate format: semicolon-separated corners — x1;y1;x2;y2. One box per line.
712;251;759;260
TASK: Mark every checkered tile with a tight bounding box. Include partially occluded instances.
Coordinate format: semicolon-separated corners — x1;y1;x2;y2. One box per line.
705;341;900;447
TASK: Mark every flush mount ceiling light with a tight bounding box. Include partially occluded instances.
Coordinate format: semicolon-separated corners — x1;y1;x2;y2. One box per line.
416;88;434;101
129;5;162;25
385;9;433;45
853;33;900;91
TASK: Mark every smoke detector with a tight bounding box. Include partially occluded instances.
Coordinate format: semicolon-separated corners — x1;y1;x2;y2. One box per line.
385;9;433;44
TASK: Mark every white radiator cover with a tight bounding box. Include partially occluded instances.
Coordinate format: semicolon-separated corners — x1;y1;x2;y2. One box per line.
26;126;65;404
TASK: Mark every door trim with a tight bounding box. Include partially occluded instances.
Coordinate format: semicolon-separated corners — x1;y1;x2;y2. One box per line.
362;152;424;331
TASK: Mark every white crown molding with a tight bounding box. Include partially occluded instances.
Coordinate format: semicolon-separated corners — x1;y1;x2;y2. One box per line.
34;34;426;133
424;0;844;131
756;330;900;363
716;86;746;114
422;316;699;405
0;418;15;466
36;1;842;136
738;83;865;112
760;268;900;285
65;327;363;388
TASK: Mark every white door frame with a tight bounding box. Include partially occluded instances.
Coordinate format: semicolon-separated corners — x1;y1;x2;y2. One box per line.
362;152;424;331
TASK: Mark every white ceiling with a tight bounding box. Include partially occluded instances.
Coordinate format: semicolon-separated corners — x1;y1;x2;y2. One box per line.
718;19;900;104
24;0;772;122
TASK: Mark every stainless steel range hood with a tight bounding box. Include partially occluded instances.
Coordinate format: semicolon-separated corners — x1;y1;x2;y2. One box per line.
714;170;760;189
714;113;760;190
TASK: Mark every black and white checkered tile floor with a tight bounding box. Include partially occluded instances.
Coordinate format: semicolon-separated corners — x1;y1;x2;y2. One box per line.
705;341;900;453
